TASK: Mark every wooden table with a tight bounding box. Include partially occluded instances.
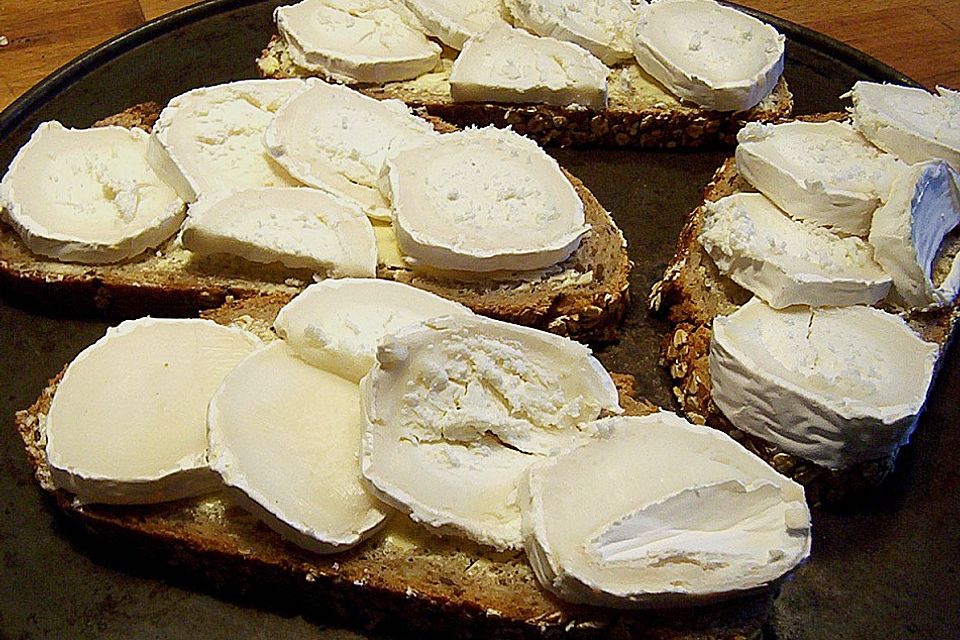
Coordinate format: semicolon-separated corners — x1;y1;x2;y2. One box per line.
0;0;957;112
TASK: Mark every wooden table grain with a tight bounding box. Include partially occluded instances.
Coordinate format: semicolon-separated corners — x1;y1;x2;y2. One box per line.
0;0;957;112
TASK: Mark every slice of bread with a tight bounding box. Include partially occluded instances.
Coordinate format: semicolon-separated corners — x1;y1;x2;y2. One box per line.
258;36;793;149
0;103;630;342
16;295;775;640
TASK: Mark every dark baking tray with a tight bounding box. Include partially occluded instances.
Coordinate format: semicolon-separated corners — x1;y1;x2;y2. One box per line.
0;2;956;638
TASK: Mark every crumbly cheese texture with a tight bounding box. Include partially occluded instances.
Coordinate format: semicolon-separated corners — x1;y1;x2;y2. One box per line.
735;120;906;235
710;299;938;469
699;193;891;308
275;0;441;83
869;160;960;309
360;314;621;550
265;79;437;221
632;0;784;112
273;278;472;381
449;23;609;109
148;79;305;203
44;318;261;504
179;187;377;277
402;0;508;50
521;413;810;607
503;0;639;65
0;122;185;264
386;126;589;272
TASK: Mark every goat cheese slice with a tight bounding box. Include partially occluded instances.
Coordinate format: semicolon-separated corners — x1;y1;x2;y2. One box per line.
45;318;261;504
0;121;185;264
275;0;441;84
503;0;638;65
699;193;891;308
265;79;437;221
869;160;960;309
632;0;784;112
521;412;810;607
449;24;609;109
710;299;938;469
148;79;305;203
402;0;508;50
274;278;473;381
360;314;621;550
386;127;589;272
208;340;390;553
846;81;960;170
736;120;906;235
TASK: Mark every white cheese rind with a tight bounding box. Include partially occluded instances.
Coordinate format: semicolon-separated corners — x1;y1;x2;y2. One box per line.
699;193;891;308
360;314;621;550
0;122;185;264
846;82;960;170
148;79;305;203
735;120;906;235
520;412;810;608
710;299;938;469
179;187;377;277
869;160;960;309
275;0;441;84
632;0;784;112
449;24;609;109
208;340;390;553
387;126;589;272
402;0;507;50
45;318;261;504
274;278;473;381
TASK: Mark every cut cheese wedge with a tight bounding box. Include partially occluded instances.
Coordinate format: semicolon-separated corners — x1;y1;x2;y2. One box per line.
521;412;811;607
402;0;508;50
360;314;621;550
208;340;390;553
179;187;377;277
274;278;472;381
44;318;261;504
0;121;185;264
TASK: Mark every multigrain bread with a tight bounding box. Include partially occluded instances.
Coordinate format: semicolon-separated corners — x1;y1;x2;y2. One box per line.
258;35;794;149
0;103;631;341
15;295;775;640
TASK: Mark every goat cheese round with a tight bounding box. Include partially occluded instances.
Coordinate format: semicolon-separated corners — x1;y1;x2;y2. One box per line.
179;187;376;277
387;127;589;272
699;193;891;308
632;0;784;112
265;79;437;221
846;81;960;170
521;412;811;607
360;314;621;550
45;318;261;504
208;340;390;553
274;278;473;381
710;299;938;469
402;0;507;50
275;0;441;83
869;160;960;309
0;122;185;264
735;120;906;235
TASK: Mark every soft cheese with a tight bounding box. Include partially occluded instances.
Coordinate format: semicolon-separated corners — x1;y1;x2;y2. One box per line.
179;187;377;277
449;24;609;109
710;299;938;469
869;160;960;309
360;314;621;550
0;121;185;264
275;0;441;83
44;318;261;504
699;193;891;308
148;79;305;202
402;0;508;50
386;126;589;272
521;412;810;607
735;120;905;235
274;278;472;381
632;0;784;112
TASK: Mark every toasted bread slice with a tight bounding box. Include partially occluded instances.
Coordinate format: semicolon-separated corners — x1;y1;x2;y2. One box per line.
257;36;793;149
